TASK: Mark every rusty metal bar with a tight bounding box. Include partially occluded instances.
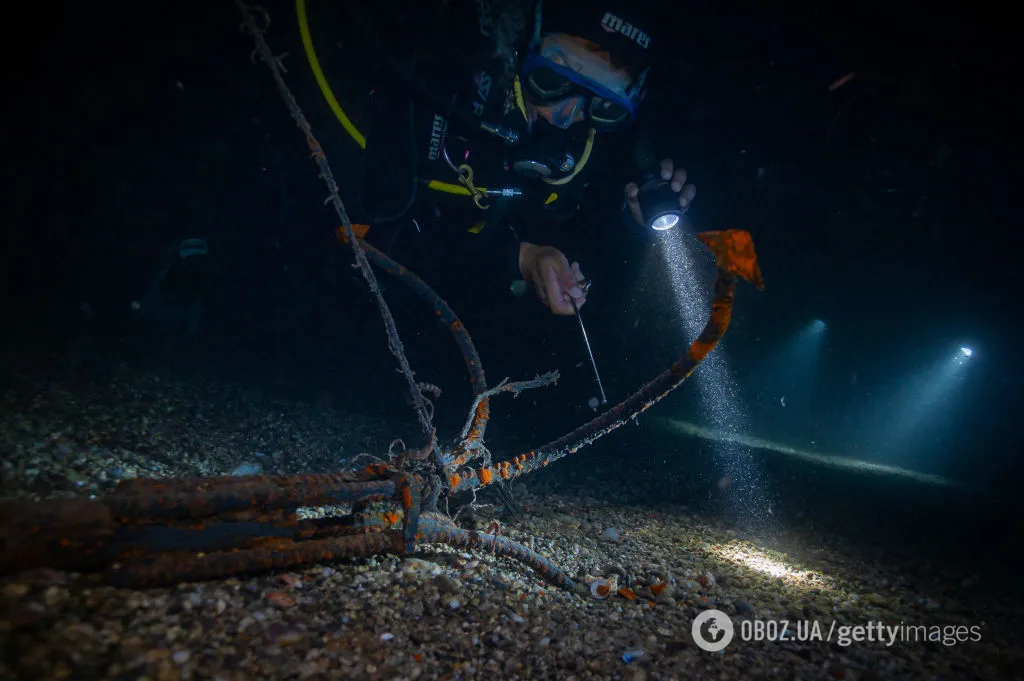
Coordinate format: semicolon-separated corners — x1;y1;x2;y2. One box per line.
106;472;396;521
416;515;575;589
338;235;494;468
0;467;412;575
448;229;765;494
105;530;405;588
238;0;435;448
356;239;488;401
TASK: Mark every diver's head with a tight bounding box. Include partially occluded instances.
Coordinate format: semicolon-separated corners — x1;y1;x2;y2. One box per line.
522;33;644;130
520;3;654;131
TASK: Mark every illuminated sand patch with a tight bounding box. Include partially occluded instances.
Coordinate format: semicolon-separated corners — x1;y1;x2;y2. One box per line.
708;541;832;589
656;418;964;490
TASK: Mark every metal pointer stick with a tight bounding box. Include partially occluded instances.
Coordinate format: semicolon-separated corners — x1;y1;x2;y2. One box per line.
570;279;607;405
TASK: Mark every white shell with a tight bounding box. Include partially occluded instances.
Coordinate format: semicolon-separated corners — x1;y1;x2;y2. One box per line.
590;576;618;599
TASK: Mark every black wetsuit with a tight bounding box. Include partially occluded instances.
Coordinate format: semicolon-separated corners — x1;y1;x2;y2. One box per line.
335;0;657;296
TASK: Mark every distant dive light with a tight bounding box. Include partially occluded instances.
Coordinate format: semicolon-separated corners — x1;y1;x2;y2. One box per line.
960;346;972;358
634;132;683;231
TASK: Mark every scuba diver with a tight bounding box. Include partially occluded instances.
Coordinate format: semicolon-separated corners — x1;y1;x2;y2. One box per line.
328;0;697;315
132;237;212;338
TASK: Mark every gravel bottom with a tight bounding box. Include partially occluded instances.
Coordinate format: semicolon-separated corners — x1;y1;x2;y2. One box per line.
1;348;1021;680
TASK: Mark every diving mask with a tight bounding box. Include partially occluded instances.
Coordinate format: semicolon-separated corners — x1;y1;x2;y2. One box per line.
522;34;646;130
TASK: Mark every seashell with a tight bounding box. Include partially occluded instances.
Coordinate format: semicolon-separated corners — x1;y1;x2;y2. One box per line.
590;576;618;599
591;578;613;599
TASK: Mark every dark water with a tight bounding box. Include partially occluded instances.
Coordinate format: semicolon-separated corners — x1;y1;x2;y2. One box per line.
3;0;1022;653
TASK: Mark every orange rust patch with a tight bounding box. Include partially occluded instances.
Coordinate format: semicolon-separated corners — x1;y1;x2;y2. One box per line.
335;223;371;244
401;486;413;510
363;463;387;476
688;339;715;363
650;582;668;596
477;468;493;485
696;229;764;290
617;587;636;600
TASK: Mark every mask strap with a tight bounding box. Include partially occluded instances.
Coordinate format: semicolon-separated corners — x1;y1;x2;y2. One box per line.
628;66;650;101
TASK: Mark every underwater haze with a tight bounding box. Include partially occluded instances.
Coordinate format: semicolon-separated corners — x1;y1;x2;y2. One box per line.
2;1;1022;679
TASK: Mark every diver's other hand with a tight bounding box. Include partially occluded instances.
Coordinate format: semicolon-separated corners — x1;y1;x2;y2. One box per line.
518;242;586;315
624;158;697;227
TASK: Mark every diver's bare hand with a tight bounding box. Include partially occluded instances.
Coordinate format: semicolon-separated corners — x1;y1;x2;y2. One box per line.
518;242;586;315
624;158;697;227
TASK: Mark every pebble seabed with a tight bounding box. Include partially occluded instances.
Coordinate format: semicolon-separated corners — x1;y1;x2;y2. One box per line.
1;357;1020;681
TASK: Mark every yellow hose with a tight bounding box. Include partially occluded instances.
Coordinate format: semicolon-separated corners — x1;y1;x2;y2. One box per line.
295;3;590;199
427;180;490;195
296;0;366;149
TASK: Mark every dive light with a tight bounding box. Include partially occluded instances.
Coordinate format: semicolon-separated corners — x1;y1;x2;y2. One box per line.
634;132;683;231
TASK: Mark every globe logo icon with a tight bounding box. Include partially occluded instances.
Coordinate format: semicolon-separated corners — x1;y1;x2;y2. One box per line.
692;609;735;652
